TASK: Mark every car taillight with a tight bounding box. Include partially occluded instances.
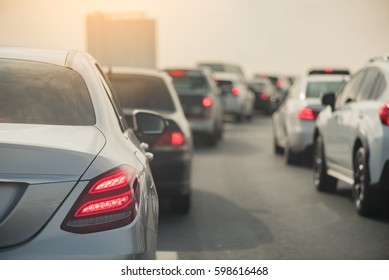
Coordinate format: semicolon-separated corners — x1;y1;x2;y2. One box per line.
276;80;283;88
260;92;269;100
169;70;186;76
298;108;318;120
202;97;213;107
324;67;333;73
232;87;240;95
155;130;185;147
61;165;139;234
379;103;389;125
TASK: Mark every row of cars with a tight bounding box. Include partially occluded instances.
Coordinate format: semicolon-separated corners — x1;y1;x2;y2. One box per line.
0;47;260;259
272;57;389;217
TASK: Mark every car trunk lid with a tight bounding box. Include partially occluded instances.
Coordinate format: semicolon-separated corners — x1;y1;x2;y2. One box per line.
0;124;106;248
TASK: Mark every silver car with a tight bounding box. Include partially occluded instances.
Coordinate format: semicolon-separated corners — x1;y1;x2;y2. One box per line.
273;70;348;164
214;72;255;122
0;47;163;259
314;56;389;216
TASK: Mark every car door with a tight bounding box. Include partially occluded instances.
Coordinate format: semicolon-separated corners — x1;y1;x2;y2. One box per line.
324;70;365;170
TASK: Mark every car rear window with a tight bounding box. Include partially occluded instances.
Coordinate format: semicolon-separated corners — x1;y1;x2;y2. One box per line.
109;74;175;112
171;75;210;95
306;80;345;98
216;80;234;94
0;59;95;125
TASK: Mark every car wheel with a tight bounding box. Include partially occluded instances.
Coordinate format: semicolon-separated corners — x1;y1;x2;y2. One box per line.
235;113;243;123
352;147;381;216
313;135;337;192
172;193;190;214
207;131;218;147
274;136;284;155
285;140;300;165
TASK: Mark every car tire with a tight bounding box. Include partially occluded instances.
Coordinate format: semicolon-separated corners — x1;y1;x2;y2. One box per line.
352;147;382;216
285;140;300;165
207;131;218;147
235;113;243;123
172;193;191;214
313;135;337;192
274;136;284;155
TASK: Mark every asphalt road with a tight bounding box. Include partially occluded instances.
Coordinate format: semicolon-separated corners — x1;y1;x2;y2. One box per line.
157;113;389;260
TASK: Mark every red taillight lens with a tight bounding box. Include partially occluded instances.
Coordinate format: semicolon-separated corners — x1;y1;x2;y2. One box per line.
75;191;133;217
61;165;139;234
202;97;213;107
89;169;130;194
260;92;269;100
155;130;185;147
298;108;318;120
232;87;240;95
379;103;389;125
276;80;283;88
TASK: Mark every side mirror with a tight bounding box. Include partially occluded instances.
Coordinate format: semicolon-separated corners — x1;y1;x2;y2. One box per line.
132;110;168;135
321;92;336;111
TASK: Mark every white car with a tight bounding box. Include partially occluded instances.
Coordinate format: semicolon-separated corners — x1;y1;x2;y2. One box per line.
314;56;389;216
273;70;348;164
213;72;255;122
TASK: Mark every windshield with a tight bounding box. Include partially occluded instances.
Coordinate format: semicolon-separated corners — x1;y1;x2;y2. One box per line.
0;59;95;125
305;80;345;98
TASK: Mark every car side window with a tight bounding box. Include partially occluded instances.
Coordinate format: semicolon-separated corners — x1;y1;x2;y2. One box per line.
95;64;128;132
335;70;365;109
357;68;379;101
371;72;386;100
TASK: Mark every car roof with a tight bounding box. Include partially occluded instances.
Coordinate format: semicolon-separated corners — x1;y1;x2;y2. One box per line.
106;66;166;78
212;71;242;81
164;67;212;75
0;46;70;66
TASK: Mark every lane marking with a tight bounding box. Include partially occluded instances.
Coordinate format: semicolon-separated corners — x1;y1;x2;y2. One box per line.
156;251;178;260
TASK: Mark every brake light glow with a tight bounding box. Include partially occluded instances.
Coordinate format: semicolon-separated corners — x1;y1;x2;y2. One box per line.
298;108;318;120
324;68;334;73
379;103;389;125
169;70;186;76
155;130;185;147
171;132;185;146
232;87;240;95
202;97;213;107
276;80;283;88
76;191;133;217
260;92;269;100
89;169;130;194
61;165;139;234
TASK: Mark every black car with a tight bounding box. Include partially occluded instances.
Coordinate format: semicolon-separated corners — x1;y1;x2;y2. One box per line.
248;77;281;115
107;67;193;213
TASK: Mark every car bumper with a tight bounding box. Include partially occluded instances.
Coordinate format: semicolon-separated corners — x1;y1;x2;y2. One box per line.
188;118;215;134
288;121;315;153
150;149;192;196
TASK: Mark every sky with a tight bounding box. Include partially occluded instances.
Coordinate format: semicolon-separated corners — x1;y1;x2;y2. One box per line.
1;0;388;77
